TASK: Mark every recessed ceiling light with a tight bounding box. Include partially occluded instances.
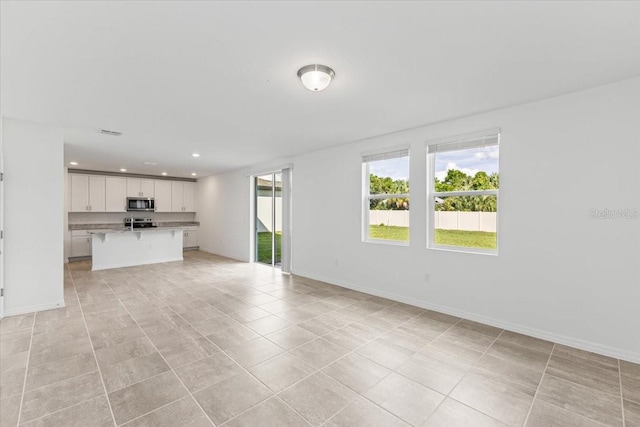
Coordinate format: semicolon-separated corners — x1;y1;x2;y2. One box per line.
192;153;200;158
69;161;78;166
297;64;335;91
191;172;197;176
120;168;127;172
161;172;168;176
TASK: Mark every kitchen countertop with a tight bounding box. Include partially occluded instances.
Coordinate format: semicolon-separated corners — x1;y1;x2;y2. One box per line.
87;227;187;234
69;221;199;231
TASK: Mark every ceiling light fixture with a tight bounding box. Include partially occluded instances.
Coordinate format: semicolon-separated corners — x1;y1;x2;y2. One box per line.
69;161;78;166
120;168;127;172
161;172;168;176
192;153;200;158
191;172;197;176
297;64;335;91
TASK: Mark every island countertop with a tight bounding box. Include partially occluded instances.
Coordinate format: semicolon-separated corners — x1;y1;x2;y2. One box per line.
87;227;188;234
70;221;199;231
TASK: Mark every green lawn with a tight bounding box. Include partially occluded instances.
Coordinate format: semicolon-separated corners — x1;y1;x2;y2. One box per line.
369;225;496;249
257;231;281;264
369;225;409;241
434;229;496;249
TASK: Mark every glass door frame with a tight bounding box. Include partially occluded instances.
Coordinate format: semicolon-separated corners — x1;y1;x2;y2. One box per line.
251;168;291;272
254;172;281;267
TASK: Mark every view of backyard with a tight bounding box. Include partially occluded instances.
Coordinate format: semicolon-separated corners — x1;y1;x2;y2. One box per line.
257;231;282;264
366;142;499;250
369;225;497;249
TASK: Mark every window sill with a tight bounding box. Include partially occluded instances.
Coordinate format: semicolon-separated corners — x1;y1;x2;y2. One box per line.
364;238;410;247
428;244;498;256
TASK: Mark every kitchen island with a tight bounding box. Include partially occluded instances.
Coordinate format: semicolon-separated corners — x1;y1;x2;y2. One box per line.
89;228;184;271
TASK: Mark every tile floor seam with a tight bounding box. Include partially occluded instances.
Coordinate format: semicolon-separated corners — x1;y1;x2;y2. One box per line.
149;293;312;426
94;352;171;394
69;264;119;427
316;382;408;427
99;280;217;427
522;342;555;426
417;326;507;426
145;280;413;425
118;395;197;426
14;311;36;427
619;359;626;427
537;371;627;426
542;363;626;399
279;306;457;426
271;305;432;395
15;395;105;426
353;315;465;401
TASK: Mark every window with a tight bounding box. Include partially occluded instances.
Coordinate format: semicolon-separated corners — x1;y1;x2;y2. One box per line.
363;148;410;244
427;132;499;253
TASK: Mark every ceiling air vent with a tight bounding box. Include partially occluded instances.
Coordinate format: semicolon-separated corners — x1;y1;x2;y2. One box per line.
100;129;122;136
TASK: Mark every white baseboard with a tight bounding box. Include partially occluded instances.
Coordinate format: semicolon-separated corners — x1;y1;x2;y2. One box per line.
292;269;640;364
3;300;66;317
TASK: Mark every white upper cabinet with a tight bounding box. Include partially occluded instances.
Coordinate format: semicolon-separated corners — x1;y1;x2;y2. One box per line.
70;174;89;212
105;177;127;212
183;182;196;212
70;174;105;212
171;181;197;212
89;176;106;212
171;181;184;212
70;173;194;213
154;180;172;212
140;180;155;197
126;178;155;198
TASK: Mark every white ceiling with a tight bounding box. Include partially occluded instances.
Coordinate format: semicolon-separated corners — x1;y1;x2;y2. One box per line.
2;1;639;178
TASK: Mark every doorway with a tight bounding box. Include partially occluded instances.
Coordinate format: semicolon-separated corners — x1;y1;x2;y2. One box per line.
254;168;291;272
255;173;282;267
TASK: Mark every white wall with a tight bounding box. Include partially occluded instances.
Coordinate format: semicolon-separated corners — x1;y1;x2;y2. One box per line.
2;118;65;316
197;78;640;362
196;170;252;262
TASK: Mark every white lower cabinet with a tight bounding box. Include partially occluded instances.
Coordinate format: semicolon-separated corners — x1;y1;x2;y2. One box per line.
183;228;199;248
71;230;92;257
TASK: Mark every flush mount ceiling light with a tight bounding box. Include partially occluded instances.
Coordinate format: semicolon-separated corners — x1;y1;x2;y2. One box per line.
119;168;127;172
192;153;200;158
297;64;335;91
69;161;78;166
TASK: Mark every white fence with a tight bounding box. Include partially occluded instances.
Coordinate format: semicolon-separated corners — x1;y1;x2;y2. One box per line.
370;210;496;232
369;210;410;227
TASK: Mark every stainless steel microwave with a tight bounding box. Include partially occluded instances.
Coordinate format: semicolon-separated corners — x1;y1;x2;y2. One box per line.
126;197;156;212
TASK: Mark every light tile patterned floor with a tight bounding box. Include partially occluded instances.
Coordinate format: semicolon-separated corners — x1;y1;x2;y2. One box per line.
1;251;638;426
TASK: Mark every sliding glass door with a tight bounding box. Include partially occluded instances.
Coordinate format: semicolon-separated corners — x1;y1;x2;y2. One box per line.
255;173;282;266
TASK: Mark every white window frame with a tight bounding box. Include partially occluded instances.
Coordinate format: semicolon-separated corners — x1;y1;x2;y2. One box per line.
426;130;500;255
362;147;410;246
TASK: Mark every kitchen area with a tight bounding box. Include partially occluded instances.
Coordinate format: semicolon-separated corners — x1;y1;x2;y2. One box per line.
65;170;200;270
